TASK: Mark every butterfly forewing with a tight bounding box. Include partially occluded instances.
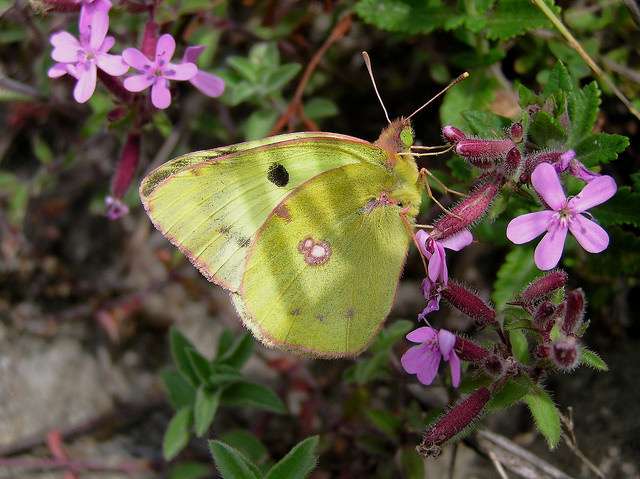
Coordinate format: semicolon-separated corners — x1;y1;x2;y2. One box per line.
238;164;410;357
140;133;389;292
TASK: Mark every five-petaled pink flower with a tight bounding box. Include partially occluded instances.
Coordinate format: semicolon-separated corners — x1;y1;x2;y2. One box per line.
507;163;616;270
78;0;111;38
122;34;197;109
48;15;128;103
182;46;225;98
401;327;461;387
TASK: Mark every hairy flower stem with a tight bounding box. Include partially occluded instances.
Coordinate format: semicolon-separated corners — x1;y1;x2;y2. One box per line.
443;281;497;325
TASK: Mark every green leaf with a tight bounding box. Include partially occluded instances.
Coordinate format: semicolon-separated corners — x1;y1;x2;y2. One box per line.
216;329;235;358
304;97;339;121
567;81;600;147
399;446;425;479
187;349;213;384
528;111;567;147
168;462;210;479
264;436;319;479
591;186;640;227
217;333;254;369
243;109;279;140
264;63;302;93
209;440;260;479
161;370;196;410
483;0;556;40
371;319;413;353
220;429;270;467
440;74;499;128
163;407;193;461
221;381;287;414
365;409;401;439
543;62;574;99
516;81;540;108
574;133;629;166
580;348;608;371
355;0;464;34
194;386;222;437
492;247;538;311
509;329;530;363
460;110;511;137
170;328;200;386
487;376;532;411
227;56;258;82
524;388;561;449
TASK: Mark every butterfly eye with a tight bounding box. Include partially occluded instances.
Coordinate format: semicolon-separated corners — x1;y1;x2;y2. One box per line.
400;127;414;147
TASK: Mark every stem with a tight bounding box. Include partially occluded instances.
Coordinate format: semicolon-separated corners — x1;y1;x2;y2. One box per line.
531;0;640;120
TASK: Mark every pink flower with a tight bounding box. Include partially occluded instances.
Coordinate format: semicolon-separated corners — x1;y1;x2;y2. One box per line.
507;163;616;270
78;0;111;38
182;46;225;98
48;14;128;103
401;327;461;387
416;229;473;285
122;34;197;109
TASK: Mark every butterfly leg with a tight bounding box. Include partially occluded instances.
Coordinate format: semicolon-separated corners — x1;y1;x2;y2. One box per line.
418;168;463;220
421;168;466;197
399;208;429;275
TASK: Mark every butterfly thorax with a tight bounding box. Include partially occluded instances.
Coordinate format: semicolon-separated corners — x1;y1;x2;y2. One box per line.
375;118;421;217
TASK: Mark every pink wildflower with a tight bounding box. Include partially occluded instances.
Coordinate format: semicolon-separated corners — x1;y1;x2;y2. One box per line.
78;0;111;37
401;327;461;387
182;46;225;98
507;163;616;270
48;14;128;103
122;34;197;109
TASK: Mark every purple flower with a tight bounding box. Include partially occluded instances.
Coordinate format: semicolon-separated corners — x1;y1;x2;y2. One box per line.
507;163;616;270
182;46;225;98
48;14;128;103
401;327;461;387
78;0;111;38
122;34;197;109
554;150;601;182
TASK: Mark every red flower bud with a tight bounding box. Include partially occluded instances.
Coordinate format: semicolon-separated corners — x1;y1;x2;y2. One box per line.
550;336;580;370
442;125;466;143
520;270;567;306
497;146;522;180
431;182;499;240
562;289;585;336
508;122;523;143
455;138;515;160
519;150;566;183
417;387;491;457
443;281;496;325
111;132;141;200
454;336;491;362
41;0;81;12
141;20;159;59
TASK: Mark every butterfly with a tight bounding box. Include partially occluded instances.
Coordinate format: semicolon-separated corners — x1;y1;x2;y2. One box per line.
140;53;467;357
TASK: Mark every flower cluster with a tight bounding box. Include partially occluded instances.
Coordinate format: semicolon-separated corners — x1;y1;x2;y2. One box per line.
47;2;224;108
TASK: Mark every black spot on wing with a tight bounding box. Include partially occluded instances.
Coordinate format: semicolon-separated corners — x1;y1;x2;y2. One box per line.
267;163;289;187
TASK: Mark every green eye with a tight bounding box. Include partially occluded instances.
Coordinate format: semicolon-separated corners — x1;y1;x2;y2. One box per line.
400;127;414;147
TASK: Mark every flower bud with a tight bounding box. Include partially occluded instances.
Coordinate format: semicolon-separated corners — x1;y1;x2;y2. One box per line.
417;387;490;457
442;281;496;325
550;336;580;370
561;288;585;335
508;122;523;143
520;150;571;183
39;0;81;12
431;182;499;240
111;132;141;200
519;270;567;305
497;146;521;180
533;301;556;330
141;20;159;59
455;138;515;160
454;336;491;362
442;125;466;143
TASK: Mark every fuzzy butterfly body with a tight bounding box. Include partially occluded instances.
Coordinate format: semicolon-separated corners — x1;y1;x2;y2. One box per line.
140;119;422;357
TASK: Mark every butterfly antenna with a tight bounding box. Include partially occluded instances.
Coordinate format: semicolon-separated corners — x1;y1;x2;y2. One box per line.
406;72;470;120
362;51;391;124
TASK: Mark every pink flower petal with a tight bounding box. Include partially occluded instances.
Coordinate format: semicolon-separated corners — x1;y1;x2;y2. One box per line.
415;230;431;258
440;228;473;251
406;326;437;343
48;63;69;78
123;74;154;92
97;53;128;76
506;210;554;244
569;214;609;253
437;329;456;360
122;48;152;71
79;0;111;41
155;34;176;63
101;35;115;52
448;351;461;388
416;351;441;386
50;31;79;48
531;163;566;211
183;45;205;64
164;62;197;81
401;344;428;374
534;223;568;270
73;62;97;103
428;244;445;282
568;175;617;213
151;78;171;109
88;9;109;50
190;71;225;97
51;45;81;63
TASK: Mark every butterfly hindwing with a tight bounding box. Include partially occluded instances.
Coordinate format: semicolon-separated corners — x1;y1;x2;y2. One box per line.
140;133;389;292
237;164;410;357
